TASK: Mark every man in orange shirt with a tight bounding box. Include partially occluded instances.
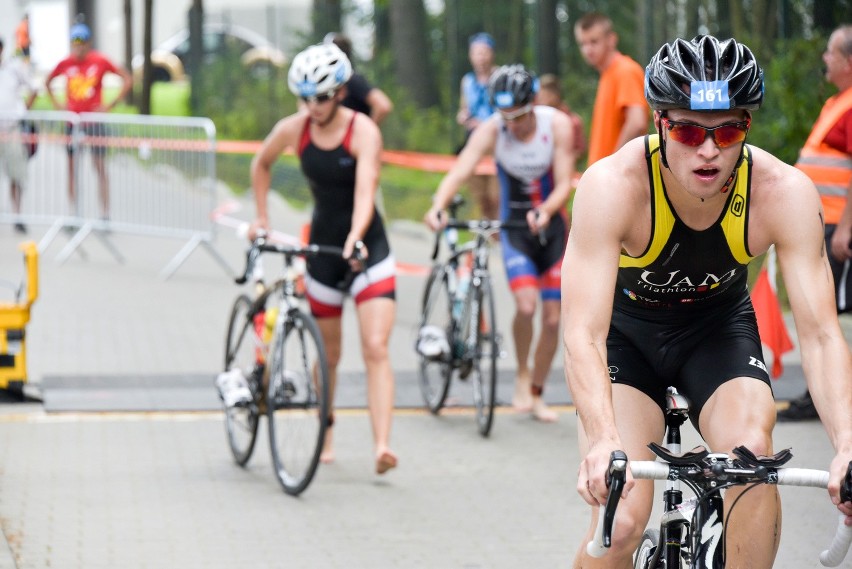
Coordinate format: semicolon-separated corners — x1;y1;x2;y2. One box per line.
574;12;649;165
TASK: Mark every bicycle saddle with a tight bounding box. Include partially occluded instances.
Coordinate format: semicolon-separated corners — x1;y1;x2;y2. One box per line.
731;445;793;468
648;442;709;466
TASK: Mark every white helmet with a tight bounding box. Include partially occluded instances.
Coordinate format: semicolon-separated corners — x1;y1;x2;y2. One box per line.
287;43;352;98
416;325;450;360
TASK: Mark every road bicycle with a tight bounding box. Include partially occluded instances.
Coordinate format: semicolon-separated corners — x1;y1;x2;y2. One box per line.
586;387;852;568
219;234;357;495
416;196;529;437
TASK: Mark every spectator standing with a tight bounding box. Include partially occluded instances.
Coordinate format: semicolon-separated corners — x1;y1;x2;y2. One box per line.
15;15;30;61
323;32;394;126
0;37;38;233
456;32;500;221
574;12;649;166
779;24;852;422
44;23;132;220
536;73;587;159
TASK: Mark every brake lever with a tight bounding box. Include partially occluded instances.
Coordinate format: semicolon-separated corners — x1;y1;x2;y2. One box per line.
602;450;628;548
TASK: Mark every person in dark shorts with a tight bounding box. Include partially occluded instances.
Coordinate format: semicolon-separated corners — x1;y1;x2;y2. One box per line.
425;64;578;422
44;23;131;219
250;43;398;476
562;35;852;568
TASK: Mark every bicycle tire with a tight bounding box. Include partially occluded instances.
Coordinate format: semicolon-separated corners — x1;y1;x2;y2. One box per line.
266;309;330;496
471;277;498;437
223;294;261;466
417;264;454;414
634;528;661;569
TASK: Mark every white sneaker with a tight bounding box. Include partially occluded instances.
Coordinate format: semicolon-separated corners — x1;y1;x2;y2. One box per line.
215;369;252;408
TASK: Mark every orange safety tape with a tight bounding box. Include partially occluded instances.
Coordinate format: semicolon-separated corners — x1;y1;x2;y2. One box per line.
216;139;496;175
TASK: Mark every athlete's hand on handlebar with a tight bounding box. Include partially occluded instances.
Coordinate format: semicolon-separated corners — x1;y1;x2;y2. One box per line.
526;208;550;239
829;454;852;525
343;234;368;272
246;219;269;241
577;439;635;508
424;207;447;232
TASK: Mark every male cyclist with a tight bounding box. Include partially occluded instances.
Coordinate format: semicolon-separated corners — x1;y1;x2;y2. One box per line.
426;64;578;422
562;35;852;568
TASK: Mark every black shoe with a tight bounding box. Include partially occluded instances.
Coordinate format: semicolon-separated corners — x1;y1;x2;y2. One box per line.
777;391;819;422
13;222;26;234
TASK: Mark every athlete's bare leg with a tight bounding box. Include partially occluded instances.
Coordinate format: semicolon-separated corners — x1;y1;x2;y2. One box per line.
511;286;538;412
316;315;342;464
573;385;664;568
530;299;561;422
92;154;109;218
700;377;780;568
356;297;397;474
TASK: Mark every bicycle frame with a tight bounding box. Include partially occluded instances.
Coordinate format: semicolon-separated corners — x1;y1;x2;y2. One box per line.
645;387;726;569
588;386;852;568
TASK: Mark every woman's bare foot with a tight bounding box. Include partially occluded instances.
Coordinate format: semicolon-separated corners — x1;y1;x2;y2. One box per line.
512;373;533;412
375;448;398;474
320;427;335;464
531;396;558;422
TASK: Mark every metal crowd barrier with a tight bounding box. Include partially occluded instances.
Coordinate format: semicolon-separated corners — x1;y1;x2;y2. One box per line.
0;111;231;279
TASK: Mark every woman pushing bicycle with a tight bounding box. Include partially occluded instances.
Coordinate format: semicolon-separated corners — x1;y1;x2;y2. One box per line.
561;35;852;567
250;43;397;475
425;64;579;422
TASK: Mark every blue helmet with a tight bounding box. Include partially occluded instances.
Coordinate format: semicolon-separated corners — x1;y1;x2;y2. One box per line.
488;64;537;109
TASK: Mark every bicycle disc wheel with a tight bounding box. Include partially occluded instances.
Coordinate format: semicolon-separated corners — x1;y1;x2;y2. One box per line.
223;294;260;466
266;310;329;496
633;529;661;569
417;265;454;413
471;277;498;437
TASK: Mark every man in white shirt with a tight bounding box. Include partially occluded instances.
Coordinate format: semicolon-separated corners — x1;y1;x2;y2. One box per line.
0;37;38;233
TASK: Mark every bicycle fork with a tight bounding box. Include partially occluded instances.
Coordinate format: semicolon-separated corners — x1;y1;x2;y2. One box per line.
649;388;725;569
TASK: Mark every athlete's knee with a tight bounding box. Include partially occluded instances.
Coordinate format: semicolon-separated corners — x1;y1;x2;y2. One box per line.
541;308;560;333
360;333;390;365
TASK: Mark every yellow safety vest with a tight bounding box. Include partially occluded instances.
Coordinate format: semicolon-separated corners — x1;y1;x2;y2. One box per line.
794;88;852;225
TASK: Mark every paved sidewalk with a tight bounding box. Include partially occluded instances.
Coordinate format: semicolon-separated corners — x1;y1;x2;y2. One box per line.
0;187;847;568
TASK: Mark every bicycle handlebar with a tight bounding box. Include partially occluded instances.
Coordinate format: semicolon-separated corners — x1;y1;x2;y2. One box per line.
430;217;536;261
235;237;362;289
587;453;852;566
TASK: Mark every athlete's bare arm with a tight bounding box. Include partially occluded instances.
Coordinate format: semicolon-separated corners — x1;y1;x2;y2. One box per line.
250;112;306;230
425;118;498;228
561;139;650;505
346;113;384;258
616;105;650;150
530;111;577;232
749;151;852;517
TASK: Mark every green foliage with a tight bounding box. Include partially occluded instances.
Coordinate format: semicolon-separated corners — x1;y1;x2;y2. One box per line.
747;34;832;165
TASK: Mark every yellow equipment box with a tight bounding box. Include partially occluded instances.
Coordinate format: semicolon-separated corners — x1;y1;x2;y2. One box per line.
0;241;38;391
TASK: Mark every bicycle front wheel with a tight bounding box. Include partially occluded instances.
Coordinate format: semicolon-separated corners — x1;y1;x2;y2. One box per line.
471;277;498;437
266;310;330;496
417;265;454;413
633;529;661;569
223;294;260;466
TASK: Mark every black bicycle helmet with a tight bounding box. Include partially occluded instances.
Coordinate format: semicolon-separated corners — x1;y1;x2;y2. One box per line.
645;35;764;112
488;64;536;109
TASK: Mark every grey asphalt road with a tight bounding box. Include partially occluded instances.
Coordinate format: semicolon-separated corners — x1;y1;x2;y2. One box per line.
0;188;847;569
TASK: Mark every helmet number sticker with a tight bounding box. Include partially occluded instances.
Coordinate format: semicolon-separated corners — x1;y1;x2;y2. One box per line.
493;91;515;109
690;81;730;110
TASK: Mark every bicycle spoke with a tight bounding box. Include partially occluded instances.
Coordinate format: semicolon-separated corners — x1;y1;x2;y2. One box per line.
472;278;498;437
267;312;329;496
417;265;454;413
222;295;260;466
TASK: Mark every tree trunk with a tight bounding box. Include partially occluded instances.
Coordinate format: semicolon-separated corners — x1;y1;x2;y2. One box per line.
124;0;134;106
312;0;342;43
188;0;203;114
140;0;154;115
389;0;439;108
537;0;559;75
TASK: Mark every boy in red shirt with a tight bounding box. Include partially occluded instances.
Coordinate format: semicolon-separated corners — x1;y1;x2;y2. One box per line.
45;23;132;219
